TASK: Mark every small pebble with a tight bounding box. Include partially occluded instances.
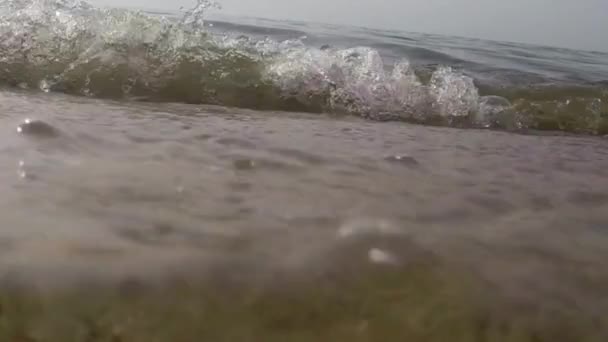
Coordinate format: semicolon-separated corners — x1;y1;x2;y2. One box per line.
368;248;398;265
17;118;59;138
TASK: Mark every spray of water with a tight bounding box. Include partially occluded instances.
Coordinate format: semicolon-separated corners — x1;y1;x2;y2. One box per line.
0;0;606;133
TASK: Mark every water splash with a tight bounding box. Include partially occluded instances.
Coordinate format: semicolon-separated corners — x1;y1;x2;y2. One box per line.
180;0;221;31
0;0;606;134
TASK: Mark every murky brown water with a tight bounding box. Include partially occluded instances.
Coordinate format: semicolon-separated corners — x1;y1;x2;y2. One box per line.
1;89;608;312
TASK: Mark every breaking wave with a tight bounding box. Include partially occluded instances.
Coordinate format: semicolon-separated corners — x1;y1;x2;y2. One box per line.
0;0;607;134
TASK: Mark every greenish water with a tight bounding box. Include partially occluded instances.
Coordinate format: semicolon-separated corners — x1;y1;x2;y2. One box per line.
2;263;605;342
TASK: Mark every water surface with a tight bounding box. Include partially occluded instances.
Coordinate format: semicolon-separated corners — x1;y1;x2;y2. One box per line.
0;0;607;340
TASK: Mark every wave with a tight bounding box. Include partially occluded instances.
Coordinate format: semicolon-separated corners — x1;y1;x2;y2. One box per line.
0;0;607;134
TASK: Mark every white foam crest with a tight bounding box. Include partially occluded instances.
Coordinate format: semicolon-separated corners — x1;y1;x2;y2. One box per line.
0;0;493;125
0;0;218;57
263;44;482;120
430;66;480;117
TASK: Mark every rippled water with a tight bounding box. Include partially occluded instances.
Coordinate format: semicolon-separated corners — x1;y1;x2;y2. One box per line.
1;0;608;337
3;89;608;301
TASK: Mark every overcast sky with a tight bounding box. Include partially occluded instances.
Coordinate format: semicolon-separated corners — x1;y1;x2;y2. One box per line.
92;0;608;52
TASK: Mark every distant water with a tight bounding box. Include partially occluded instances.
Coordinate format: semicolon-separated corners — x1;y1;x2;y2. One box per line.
0;1;608;338
1;0;607;134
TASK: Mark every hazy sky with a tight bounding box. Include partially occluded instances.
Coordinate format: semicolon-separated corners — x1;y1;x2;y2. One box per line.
92;0;608;52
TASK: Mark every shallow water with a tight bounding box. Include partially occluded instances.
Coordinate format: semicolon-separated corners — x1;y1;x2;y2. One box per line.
1;0;608;339
2;88;608;311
